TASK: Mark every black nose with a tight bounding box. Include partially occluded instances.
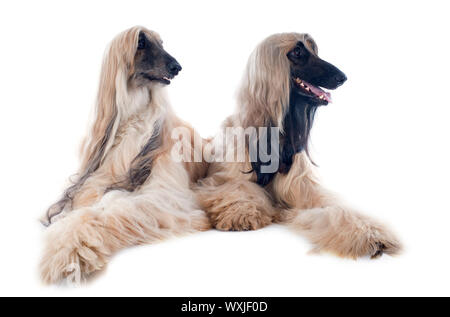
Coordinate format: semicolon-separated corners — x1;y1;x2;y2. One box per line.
168;61;182;75
335;73;347;86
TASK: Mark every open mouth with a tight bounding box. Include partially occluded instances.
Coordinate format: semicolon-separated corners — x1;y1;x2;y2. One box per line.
293;77;332;104
142;74;174;85
160;76;172;85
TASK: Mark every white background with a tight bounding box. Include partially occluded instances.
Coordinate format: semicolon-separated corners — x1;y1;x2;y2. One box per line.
0;0;449;296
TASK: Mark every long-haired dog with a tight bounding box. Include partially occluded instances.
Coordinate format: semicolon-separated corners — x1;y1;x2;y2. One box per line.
196;33;401;258
40;26;210;284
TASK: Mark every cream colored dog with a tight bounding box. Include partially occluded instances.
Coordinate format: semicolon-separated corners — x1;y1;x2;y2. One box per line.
40;26;210;284
196;33;401;258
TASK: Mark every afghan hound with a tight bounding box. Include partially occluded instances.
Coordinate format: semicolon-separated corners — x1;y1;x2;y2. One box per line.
40;26;210;284
196;33;401;258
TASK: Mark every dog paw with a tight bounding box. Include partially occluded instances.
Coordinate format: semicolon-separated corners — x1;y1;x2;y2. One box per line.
367;232;402;259
39;211;109;284
40;243;107;285
301;209;403;260
340;224;402;259
210;204;273;231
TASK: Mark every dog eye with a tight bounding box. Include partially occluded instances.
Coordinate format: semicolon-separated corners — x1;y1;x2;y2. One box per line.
294;47;302;57
137;38;146;50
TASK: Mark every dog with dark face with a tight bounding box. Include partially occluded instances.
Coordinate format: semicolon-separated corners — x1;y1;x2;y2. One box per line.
133;31;182;85
196;33;401;259
40;26;210;284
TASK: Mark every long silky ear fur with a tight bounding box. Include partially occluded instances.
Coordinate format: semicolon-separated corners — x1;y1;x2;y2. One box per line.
238;34;294;129
279;90;318;172
242;33;319;186
44;27;143;224
80;27;142;173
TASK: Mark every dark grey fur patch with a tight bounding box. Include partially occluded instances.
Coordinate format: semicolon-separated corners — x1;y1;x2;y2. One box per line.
44;112;118;226
106;120;163;193
249;89;318;187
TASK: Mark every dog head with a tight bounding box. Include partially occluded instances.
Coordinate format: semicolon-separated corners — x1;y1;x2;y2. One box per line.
287;34;346;106
239;33;346;129
132;30;182;86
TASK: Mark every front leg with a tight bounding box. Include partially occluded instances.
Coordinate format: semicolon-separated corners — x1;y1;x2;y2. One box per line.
197;179;276;231
273;154;402;259
40;208;109;284
281;206;401;258
40;190;210;284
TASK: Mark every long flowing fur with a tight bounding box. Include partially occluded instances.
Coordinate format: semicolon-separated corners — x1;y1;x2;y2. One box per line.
238;33;296;129
43;27;145;224
197;33;401;258
40;27;210;284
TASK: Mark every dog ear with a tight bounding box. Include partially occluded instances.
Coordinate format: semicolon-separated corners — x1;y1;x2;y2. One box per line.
44;27;144;225
80;27;146;174
279;92;318;174
239;38;291;128
249;89;319;187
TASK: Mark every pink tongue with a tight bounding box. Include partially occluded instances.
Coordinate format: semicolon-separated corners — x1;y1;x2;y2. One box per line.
303;80;332;103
